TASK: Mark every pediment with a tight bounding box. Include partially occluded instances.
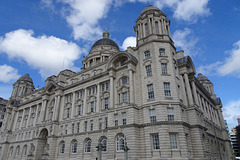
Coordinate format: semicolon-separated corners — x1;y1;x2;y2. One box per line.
42;81;63;94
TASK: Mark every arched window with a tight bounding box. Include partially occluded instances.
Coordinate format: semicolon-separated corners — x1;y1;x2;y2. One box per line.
59;141;65;154
116;133;125;151
9;146;13;157
85;139;91;152
16;146;20;155
100;137;107;151
23;145;27;156
71;140;77;153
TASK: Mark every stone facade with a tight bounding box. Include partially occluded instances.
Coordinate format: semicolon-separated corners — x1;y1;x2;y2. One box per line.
0;97;7;130
0;5;233;160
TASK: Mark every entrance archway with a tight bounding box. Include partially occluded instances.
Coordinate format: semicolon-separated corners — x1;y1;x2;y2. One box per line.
35;128;49;159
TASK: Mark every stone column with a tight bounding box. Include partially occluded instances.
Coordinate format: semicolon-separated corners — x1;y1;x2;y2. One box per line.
13;111;19;130
53;95;61;121
179;75;188;106
163;19;167;34
148;18;152;34
142;22;146;37
109;71;114;109
40;99;47;123
96;83;100;112
20;109;26;128
152;18;155;34
191;81;199;106
27;106;32;127
33;104;39;126
161;19;165;34
3;108;11;130
71;92;75;118
83;88;87;115
184;73;194;106
9;109;16;130
159;20;162;34
129;69;134;103
167;25;171;38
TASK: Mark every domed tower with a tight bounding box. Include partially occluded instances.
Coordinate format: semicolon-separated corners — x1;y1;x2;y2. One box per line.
134;5;172;46
82;29;119;69
11;73;34;99
197;73;216;99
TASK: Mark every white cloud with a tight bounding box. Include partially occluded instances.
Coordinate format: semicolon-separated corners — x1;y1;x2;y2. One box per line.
42;0;210;42
121;36;136;50
223;99;240;130
217;40;240;76
172;28;199;56
0;64;20;83
59;0;113;41
197;40;240;78
127;0;210;22
173;0;210;22
0;29;82;78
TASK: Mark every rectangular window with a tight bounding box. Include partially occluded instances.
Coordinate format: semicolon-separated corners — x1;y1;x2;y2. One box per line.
102;83;105;92
152;134;160;149
144;50;150;58
106;82;109;91
105;98;109;109
147;84;154;99
149;109;156;122
90;101;94;112
84;121;87;132
72;123;74;134
161;63;168;74
66;108;70;118
105;117;108;128
123;92;128;102
159;48;165;56
77;122;80;133
65;125;68;134
169;133;178;149
167;108;174;121
164;82;171;97
122;77;128;85
78;105;81;115
145;65;152;77
114;114;118;126
90;120;93;131
145;23;149;36
92;87;95;94
99;118;102;130
122;112;126;125
89;88;91;95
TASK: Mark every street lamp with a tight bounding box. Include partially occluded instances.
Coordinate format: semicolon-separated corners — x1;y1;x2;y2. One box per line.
123;143;130;160
96;142;102;160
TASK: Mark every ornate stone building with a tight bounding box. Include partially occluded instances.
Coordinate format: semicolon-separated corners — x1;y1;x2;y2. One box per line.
0;5;233;160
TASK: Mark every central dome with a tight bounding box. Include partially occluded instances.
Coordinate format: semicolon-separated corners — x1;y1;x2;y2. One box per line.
91;30;119;50
140;5;160;14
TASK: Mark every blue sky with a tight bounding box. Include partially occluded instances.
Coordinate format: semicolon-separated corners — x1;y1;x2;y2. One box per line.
0;0;239;129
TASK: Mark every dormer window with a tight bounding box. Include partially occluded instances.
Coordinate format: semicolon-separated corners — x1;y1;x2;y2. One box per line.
81;75;85;80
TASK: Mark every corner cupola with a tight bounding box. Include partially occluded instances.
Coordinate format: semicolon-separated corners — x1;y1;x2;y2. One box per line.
11;73;35;98
134;5;172;46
